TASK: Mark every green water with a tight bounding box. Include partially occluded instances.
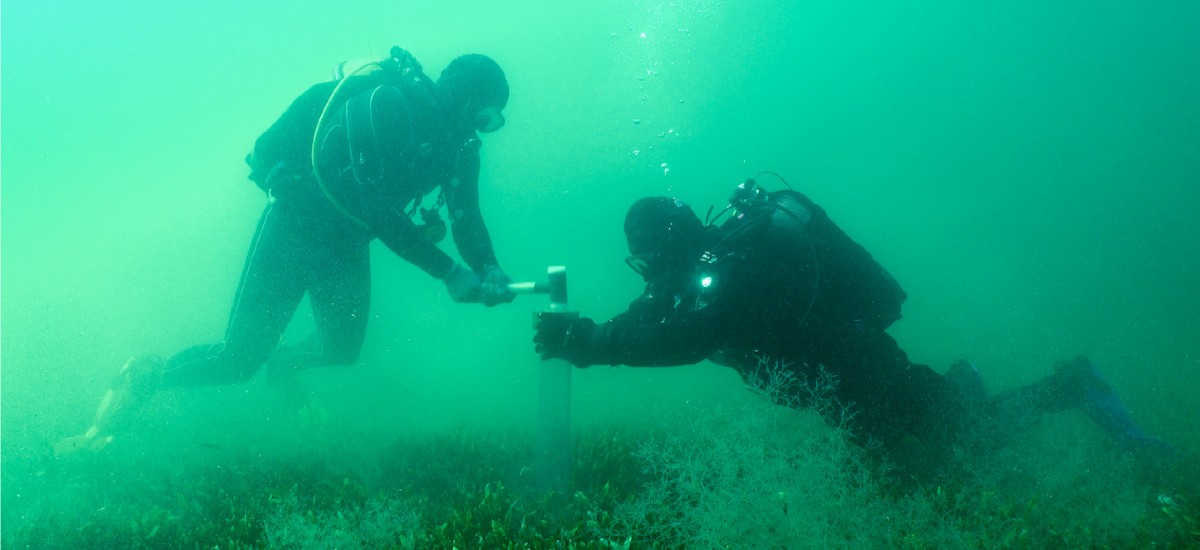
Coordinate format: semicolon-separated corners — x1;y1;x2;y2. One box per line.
3;1;1198;547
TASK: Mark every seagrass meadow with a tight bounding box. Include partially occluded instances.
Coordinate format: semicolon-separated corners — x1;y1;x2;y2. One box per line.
3;378;1198;548
3;1;1199;548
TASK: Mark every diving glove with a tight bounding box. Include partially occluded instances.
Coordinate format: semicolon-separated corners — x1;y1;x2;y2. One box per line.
480;265;516;307
533;312;594;366
442;262;483;303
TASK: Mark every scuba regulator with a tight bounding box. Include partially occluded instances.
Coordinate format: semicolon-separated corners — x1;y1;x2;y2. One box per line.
729;177;769;211
706;172;801;236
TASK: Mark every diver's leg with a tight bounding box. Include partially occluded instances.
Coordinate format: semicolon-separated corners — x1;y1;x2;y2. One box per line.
56;203;307;456
822;329;965;451
983;356;1167;453
308;235;371;366
161;201;310;387
265;233;370;410
811;331;967;483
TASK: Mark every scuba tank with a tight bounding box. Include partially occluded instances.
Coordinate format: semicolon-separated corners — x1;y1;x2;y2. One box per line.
710;173;908;330
310;46;447;243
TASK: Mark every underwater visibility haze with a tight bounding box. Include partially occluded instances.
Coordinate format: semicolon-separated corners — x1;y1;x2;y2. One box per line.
2;0;1199;547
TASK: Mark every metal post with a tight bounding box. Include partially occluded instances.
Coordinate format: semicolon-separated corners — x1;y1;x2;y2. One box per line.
509;266;573;495
536;266;572;495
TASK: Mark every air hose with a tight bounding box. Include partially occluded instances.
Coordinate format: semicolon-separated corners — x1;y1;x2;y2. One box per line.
309;59;384;230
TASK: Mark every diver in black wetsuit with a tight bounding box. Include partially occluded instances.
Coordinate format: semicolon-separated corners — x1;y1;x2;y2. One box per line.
534;176;1165;464
57;47;516;455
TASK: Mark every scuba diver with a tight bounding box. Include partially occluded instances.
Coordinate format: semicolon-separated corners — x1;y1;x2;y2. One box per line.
56;47;516;456
533;174;1167;467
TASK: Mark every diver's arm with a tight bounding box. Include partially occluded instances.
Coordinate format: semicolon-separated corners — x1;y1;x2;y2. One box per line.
575;313;720;367
443;140;500;273
375;218;456;279
567;290;724;367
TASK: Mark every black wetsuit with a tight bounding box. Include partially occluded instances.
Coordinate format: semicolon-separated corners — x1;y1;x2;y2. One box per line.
571;191;964;448
155;74;500;388
559;191;1163;464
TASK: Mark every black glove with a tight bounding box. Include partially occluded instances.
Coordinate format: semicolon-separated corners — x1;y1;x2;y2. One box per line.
480;265;516;307
442;262;482;303
533;312;595;366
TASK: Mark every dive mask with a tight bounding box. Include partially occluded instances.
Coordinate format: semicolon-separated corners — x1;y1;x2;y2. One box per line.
474;105;506;133
625;253;658;280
